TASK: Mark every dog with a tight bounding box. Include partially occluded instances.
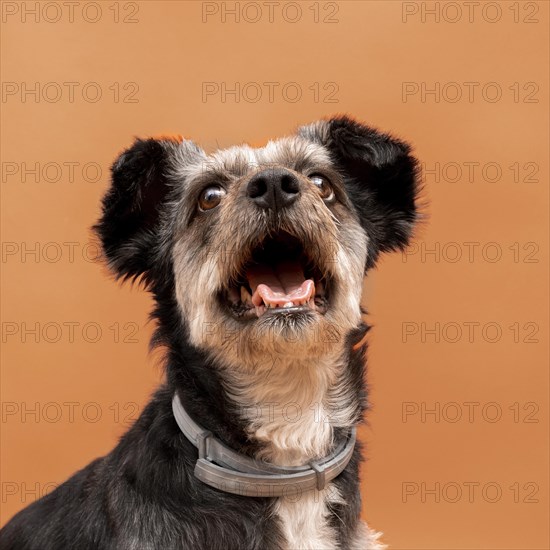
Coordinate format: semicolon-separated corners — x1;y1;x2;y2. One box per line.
0;115;419;549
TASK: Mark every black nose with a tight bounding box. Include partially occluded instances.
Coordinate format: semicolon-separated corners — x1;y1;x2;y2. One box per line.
246;168;301;211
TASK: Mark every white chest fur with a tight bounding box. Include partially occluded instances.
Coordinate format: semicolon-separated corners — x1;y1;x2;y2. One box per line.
275;486;341;550
223;355;367;549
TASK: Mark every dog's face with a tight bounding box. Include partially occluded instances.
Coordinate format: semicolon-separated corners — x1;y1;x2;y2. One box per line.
95;117;418;369
171;134;369;367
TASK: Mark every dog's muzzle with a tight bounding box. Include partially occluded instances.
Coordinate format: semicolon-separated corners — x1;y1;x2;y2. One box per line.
221;231;332;320
172;393;356;498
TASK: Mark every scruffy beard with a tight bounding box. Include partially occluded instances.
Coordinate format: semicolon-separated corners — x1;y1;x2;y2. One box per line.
173;224;367;372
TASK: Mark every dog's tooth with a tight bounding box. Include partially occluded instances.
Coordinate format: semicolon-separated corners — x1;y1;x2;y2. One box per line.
240;285;252;304
283;302;293;308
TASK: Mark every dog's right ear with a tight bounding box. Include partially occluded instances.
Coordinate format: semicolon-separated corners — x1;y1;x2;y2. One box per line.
297;116;420;269
95;137;204;283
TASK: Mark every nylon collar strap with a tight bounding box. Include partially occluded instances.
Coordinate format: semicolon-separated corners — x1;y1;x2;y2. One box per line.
172;393;356;498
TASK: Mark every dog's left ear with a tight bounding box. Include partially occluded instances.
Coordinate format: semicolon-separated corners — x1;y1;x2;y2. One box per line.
94;136;204;284
298;115;420;268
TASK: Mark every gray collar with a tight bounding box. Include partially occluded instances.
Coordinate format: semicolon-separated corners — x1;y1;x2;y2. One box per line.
172;393;356;498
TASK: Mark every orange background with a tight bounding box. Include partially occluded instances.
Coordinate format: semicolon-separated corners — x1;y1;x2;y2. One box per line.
1;1;548;548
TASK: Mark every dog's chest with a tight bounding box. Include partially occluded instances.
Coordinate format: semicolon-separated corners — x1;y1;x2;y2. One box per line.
275;486;341;550
245;403;339;547
256;404;341;549
230;360;354;549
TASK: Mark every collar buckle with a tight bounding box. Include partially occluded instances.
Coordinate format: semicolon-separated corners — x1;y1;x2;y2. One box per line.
196;430;212;460
309;460;327;491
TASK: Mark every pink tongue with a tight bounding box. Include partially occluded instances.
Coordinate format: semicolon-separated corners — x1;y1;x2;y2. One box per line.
247;260;315;308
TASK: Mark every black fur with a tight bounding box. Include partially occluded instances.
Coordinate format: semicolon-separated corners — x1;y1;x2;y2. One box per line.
96;138;180;284
300;116;419;268
0;117;418;549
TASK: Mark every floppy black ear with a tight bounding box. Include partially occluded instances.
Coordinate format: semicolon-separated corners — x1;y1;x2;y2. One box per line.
94;137;202;283
298;116;420;268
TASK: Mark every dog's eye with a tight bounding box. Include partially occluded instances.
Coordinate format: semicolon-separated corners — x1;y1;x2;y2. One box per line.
309;174;334;202
198;186;226;211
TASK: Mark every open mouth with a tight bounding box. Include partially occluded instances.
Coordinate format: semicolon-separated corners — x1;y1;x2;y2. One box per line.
221;232;331;319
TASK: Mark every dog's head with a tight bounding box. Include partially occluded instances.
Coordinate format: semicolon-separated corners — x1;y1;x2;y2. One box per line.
95;116;419;369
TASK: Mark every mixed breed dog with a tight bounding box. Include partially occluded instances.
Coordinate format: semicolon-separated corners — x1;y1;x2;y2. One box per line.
1;116;419;549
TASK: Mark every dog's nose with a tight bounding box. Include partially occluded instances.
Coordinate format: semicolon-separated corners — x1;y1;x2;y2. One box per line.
246;168;301;211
